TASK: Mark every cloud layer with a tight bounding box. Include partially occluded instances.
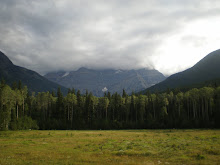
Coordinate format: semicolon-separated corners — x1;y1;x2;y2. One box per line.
0;0;220;75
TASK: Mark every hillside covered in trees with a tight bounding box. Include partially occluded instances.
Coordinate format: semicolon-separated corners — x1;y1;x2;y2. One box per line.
0;51;67;94
144;49;220;93
1;80;220;130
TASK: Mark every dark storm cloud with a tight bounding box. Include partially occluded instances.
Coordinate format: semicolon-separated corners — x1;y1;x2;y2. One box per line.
0;0;220;75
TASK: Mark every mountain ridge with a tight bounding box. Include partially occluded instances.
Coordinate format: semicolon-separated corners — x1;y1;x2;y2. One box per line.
0;51;67;94
45;67;166;96
143;49;220;93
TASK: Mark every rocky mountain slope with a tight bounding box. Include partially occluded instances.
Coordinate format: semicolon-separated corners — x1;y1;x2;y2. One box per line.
45;67;166;96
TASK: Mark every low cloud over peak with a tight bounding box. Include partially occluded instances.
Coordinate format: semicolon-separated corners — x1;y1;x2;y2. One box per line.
0;0;220;76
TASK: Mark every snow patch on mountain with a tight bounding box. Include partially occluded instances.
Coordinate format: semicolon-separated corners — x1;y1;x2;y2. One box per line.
115;70;122;74
62;72;69;77
102;87;108;92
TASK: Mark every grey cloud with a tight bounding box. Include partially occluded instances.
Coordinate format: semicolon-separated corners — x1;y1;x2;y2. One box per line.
0;0;220;75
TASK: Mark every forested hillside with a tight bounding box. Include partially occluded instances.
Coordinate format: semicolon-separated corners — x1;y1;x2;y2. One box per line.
144;49;220;92
1;80;220;130
0;51;67;94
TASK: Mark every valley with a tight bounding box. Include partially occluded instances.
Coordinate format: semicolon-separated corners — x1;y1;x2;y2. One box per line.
1;1;220;164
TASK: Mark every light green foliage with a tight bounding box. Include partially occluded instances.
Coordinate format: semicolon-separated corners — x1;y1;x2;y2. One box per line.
0;83;39;130
0;85;16;130
66;93;77;106
137;95;146;122
1;80;220;130
98;97;110;120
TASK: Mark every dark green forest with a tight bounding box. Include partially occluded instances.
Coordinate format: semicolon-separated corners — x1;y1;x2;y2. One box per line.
0;80;220;131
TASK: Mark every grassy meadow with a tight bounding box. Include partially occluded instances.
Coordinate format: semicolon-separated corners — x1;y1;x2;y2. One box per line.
0;130;219;165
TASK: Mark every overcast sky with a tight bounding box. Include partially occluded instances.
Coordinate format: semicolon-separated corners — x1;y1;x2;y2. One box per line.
0;0;220;76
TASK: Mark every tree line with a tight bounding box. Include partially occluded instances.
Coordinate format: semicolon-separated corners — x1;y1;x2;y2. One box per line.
0;80;220;130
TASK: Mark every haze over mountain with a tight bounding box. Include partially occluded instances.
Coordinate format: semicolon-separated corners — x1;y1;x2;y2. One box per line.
0;51;67;94
1;1;220;76
143;49;220;93
45;68;165;96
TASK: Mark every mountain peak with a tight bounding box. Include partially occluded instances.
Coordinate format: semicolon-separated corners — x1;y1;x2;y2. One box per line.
0;51;67;94
45;67;166;96
0;51;13;68
193;49;220;70
78;67;90;71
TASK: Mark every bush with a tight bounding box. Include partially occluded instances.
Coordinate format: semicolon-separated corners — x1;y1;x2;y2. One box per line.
10;116;39;130
195;154;205;160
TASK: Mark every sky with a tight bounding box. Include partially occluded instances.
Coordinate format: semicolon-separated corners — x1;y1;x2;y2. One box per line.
0;0;220;76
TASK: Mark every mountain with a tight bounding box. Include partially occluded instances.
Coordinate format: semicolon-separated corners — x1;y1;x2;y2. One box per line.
0;51;67;94
45;67;166;96
143;49;220;93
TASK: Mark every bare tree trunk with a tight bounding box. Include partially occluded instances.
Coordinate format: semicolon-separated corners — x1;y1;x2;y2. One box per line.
6;121;8;130
187;99;190;119
105;107;107;120
68;105;70;121
17;104;18;119
23;99;24;116
153;102;155;119
136;109;137;123
193;101;196;119
205;99;209;121
112;108;114;121
71;106;73;129
201;98;204;119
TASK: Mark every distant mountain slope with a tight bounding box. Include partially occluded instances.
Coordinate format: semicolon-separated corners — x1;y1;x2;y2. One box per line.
144;49;220;93
0;51;67;94
45;67;166;96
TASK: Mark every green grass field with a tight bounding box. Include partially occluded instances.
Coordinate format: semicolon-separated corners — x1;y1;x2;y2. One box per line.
0;130;219;165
